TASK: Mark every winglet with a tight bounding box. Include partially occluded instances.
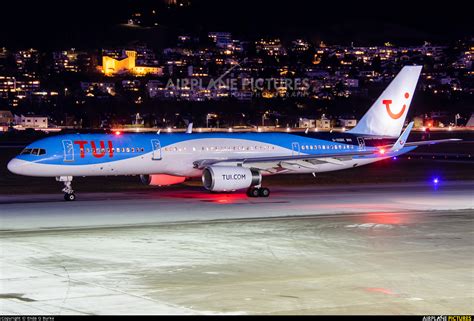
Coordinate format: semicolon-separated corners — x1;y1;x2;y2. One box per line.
391;121;413;152
186;122;193;134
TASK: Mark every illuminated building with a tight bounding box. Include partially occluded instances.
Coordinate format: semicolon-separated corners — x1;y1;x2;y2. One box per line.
255;39;286;56
0;110;14;131
52;49;95;73
15;49;39;77
14;114;48;129
0;76;41;106
80;82;116;96
165;0;191;7
291;39;310;52
53;50;80;72
121;80;141;92
102;50;163;77
208;32;233;49
0;76;16;98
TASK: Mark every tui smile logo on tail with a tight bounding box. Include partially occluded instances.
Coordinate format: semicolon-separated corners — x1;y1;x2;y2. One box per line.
382;92;410;119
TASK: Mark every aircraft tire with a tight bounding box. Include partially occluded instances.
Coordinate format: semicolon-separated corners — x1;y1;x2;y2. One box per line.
64;193;76;201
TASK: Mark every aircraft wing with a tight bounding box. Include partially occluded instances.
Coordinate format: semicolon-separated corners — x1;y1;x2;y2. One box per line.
193;150;377;173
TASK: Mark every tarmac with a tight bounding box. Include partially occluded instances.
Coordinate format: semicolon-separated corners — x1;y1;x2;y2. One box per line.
0;181;473;314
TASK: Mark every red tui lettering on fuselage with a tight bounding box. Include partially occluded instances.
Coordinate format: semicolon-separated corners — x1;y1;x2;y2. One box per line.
73;141;114;158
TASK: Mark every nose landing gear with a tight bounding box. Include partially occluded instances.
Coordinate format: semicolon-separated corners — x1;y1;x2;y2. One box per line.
56;176;76;201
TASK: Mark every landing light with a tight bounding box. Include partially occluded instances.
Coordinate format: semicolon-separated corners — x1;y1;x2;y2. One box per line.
392;156;397;160
114;131;121;136
433;177;439;184
379;148;386;155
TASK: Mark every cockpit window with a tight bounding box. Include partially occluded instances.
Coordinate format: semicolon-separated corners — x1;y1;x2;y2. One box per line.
20;148;46;156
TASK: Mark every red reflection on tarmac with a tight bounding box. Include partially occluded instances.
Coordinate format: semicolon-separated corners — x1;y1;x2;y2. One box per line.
162;191;249;204
362;212;410;225
365;287;397;296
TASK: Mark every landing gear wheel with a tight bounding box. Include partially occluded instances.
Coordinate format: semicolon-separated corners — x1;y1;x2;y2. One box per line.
247;187;260;198
58;176;75;201
259;187;270;197
64;193;76;201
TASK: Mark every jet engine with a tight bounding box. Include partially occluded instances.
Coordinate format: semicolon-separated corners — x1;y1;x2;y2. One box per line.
140;174;186;186
202;166;261;192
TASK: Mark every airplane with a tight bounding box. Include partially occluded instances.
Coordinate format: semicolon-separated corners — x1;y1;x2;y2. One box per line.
7;66;460;201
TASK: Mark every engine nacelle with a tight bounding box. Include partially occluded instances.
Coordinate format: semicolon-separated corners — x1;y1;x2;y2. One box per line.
202;166;261;192
140;174;186;186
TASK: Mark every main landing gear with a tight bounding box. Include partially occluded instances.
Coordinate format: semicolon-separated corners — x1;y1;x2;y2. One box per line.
56;176;76;201
246;186;270;198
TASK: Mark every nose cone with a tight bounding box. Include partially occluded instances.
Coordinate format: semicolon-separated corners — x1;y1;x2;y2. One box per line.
7;158;23;175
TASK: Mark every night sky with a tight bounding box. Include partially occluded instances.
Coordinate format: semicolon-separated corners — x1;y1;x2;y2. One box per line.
0;0;471;49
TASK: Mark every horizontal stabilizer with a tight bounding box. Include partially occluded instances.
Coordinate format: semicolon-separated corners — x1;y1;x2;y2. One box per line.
404;138;462;147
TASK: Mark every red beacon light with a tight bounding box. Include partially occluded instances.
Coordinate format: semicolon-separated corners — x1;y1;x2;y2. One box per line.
379;148;386;155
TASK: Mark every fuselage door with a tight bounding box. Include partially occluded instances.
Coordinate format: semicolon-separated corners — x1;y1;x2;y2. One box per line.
62;140;74;162
151;139;162;160
357;137;365;150
292;142;300;155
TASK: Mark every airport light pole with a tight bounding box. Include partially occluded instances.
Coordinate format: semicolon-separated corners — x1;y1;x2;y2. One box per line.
455;113;460;127
262;111;269;127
